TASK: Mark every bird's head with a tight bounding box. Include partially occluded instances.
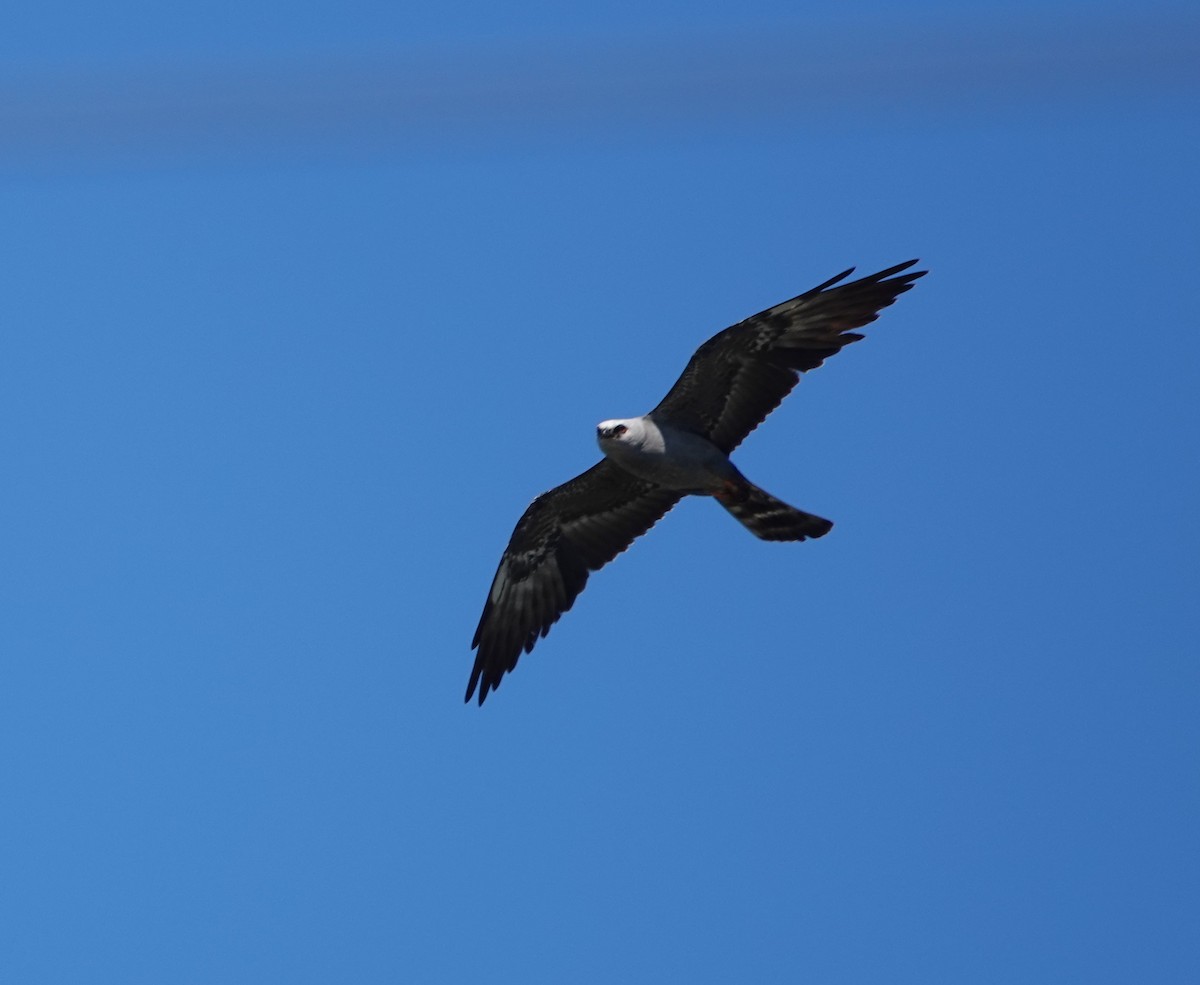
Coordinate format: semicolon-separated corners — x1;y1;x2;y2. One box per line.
596;418;639;446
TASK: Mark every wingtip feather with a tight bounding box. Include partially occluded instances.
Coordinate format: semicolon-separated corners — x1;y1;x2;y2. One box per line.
809;266;856;293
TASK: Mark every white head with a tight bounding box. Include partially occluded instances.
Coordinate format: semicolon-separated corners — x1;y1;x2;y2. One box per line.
596;417;644;449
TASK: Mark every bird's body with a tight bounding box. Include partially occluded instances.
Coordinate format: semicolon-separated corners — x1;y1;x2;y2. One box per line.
467;260;926;704
595;417;737;494
596;416;833;541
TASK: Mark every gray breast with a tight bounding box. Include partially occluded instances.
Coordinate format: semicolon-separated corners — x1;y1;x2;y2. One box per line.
603;418;736;493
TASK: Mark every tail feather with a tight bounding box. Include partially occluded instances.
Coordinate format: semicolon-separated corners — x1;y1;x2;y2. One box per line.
718;481;833;542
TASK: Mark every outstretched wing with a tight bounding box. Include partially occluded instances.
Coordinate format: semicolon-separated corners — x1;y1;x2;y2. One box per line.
650;260;926;454
467;460;682;705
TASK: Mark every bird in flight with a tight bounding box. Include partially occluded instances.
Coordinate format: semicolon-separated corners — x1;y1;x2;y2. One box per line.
467;259;925;704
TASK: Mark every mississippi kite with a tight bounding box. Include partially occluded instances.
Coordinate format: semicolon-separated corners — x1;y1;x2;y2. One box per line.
467;260;925;704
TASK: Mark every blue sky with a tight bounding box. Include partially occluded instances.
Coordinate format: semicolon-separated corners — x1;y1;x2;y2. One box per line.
1;2;1198;982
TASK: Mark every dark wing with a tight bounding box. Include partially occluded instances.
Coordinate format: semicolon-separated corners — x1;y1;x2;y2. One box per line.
650;260;926;454
467;460;682;705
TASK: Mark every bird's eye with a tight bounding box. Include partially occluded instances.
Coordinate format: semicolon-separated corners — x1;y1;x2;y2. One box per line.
614;424;627;436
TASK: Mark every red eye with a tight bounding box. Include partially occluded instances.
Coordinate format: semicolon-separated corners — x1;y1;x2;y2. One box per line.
615;424;627;436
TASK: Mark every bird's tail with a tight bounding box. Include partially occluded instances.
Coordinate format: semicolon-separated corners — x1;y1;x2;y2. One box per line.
716;479;833;542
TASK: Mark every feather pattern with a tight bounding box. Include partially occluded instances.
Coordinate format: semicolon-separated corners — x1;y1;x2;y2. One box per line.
650;260;925;453
467;460;681;704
